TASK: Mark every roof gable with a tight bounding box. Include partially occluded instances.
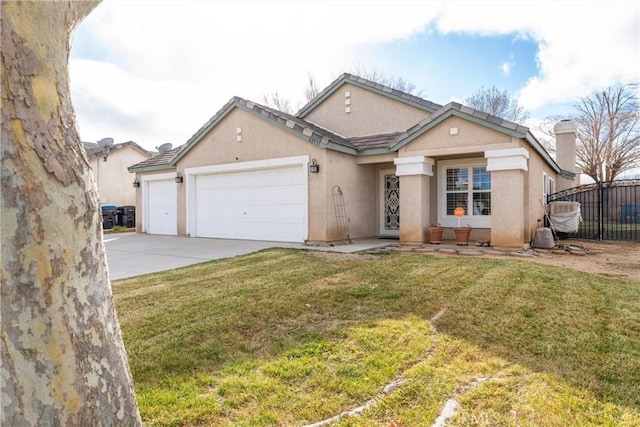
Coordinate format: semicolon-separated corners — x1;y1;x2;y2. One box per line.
296;73;442;119
388;102;561;173
130;97;362;172
84;141;153;161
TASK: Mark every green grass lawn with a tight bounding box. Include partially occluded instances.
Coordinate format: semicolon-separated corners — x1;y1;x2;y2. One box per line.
113;249;640;426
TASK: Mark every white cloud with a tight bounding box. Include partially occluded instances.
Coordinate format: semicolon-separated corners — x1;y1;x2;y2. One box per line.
70;0;639;150
433;1;639;109
499;53;515;76
72;0;445;149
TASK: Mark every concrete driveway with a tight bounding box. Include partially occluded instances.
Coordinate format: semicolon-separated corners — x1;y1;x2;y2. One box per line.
104;233;388;280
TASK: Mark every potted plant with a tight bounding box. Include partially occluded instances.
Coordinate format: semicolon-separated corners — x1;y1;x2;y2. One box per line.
452;206;472;246
453;225;472;246
427;224;444;244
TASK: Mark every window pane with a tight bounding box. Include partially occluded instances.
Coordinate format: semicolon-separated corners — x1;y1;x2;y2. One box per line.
447;193;467;215
473;192;491;215
447;168;468;191
472;167;491;190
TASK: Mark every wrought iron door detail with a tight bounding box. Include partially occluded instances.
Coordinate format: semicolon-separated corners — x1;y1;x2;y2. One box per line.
384;174;400;230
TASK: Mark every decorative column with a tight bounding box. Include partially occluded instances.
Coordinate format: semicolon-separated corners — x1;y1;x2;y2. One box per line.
485;148;529;248
394;156;434;245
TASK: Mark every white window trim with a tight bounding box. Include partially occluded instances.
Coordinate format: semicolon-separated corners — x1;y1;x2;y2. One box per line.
438;158;492;228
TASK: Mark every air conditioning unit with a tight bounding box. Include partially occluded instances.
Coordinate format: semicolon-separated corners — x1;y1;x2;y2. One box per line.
548;201;580;215
548;201;582;233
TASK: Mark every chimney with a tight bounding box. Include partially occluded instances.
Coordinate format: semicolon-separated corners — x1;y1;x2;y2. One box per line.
554;119;578;191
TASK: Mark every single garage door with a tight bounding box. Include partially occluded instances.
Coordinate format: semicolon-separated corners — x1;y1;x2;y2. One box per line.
146;179;177;235
193;165;306;242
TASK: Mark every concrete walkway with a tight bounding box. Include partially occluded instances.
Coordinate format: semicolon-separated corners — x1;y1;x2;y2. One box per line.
104;233;390;280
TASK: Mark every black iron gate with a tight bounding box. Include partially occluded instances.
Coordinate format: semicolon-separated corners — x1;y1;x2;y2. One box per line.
547;179;640;242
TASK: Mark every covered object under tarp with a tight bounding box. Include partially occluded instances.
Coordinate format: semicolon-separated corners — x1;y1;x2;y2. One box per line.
548;201;582;233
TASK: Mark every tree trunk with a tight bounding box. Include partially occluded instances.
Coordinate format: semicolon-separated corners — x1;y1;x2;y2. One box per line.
1;2;142;425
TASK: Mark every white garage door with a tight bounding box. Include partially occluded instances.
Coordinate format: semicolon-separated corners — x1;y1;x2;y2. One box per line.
193;164;306;242
146;179;177;235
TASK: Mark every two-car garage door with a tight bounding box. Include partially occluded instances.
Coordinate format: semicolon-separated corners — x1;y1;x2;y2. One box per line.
190;161;307;242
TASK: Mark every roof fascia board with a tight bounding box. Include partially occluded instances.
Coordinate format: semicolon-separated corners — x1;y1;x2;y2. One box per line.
128;164;175;173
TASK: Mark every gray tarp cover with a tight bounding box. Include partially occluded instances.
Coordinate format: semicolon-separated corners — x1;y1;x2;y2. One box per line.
548;201;582;233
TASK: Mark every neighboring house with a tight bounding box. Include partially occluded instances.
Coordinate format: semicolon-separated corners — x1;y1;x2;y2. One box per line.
84;139;153;207
128;74;578;248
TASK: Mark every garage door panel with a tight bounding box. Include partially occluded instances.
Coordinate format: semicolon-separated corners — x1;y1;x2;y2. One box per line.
200;167;300;189
192;164;306;242
197;204;305;223
204;222;304;241
147;179;177;235
197;186;303;206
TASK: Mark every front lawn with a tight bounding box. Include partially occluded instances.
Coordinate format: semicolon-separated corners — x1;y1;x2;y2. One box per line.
113;249;640;426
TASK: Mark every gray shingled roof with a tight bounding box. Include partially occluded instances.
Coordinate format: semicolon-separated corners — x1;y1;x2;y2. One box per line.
128;146;182;172
296;73;442;118
347;132;405;150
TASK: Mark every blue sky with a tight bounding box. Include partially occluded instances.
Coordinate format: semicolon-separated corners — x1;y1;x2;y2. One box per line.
69;0;639;152
357;31;540;109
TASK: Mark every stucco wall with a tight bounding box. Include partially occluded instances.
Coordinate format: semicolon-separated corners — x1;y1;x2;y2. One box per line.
304;83;430;137
321;151;377;241
525;148;558;243
89;148;148;207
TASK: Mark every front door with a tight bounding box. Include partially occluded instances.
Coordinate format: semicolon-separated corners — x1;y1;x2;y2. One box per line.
379;169;400;237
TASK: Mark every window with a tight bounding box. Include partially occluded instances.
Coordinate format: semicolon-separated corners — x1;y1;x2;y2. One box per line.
445;165;491;216
438;159;492;228
543;173;555;204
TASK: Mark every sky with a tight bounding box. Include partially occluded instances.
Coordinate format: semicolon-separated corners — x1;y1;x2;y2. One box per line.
70;0;640;154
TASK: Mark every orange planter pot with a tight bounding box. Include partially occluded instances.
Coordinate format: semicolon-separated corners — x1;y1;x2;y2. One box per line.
427;226;444;244
453;227;472;246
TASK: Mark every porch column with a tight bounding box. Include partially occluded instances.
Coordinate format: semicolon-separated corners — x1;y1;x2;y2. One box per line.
485;148;529;248
394;156;434;245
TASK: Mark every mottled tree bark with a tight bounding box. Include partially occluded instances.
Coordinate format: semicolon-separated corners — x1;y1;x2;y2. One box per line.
1;2;142;425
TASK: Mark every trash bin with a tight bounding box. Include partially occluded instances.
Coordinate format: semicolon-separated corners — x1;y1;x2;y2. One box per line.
101;205;117;229
116;205;136;228
620;204;638;223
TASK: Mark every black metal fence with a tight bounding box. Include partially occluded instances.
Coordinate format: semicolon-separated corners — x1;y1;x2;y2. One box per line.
547;179;640;242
